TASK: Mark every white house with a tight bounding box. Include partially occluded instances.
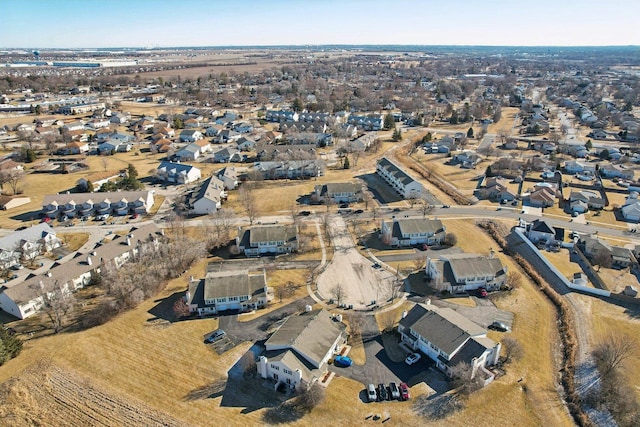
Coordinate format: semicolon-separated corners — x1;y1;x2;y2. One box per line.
186;270;273;316
42;191;154;218
313;182;363;203
565;160;595;175
398;303;500;381
425;252;507;293
179;129;203;143
156;161;201;184
257;308;346;391
174;143;201;161
217;167;239;190
0;223;60;269
236;224;298;256
526;219;558;243
190;175;226;215
0;224;163;319
380;218;446;247
376;157;423;199
622;192;640;222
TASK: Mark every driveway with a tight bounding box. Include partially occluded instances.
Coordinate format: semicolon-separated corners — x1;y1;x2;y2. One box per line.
330;316;448;393
317;215;396;308
432;297;515;331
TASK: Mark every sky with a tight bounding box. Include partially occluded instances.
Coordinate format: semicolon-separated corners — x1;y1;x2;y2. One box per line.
1;0;639;48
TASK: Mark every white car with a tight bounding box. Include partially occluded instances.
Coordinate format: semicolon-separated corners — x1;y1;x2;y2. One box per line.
405;352;421;365
367;383;377;402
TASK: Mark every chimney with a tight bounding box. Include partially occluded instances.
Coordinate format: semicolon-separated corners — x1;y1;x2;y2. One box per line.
45;272;52;278
126;237;131;246
87;256;92;266
91;251;97;256
489;248;495;259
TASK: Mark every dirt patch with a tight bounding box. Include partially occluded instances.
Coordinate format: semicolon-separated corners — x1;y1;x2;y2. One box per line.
0;362;190;427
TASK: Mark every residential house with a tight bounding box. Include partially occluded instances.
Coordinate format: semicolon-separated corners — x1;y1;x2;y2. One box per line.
257;308;346;391
528;187;556;208
257;145;317;161
0;195;31;211
233;122;254;133
347;114;384;131
174;143;201;161
194;139;212;154
236;224;299;256
156;161;201;184
110;112;130;125
190;175;227;215
376;157;423;199
62;121;85;132
59;103;105;115
298;112;330;123
254;160;321;180
479;177;515;202
76;171;121;192
622;192;640;222
186;270;273;316
265;110;299;123
453;151;482;169
183;118;201;129
179;130;203;143
66;141;89;154
213;147;242;163
569;190;605;213
42;191;154;218
398;303;500;381
87;118;111;130
0;223;60;269
380;218;446;247
600;164;634;180
313;182;363;203
0;224;163;319
98;140;132;154
217;167;239;190
565;160;596;175
526;219;559;243
35;116;62;127
425;252;507;293
236;137;257;151
580;235;636;269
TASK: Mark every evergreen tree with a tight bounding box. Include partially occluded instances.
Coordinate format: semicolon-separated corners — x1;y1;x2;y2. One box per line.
467;127;474;138
85;180;94;192
0;328;22;366
585;140;593;150
383;113;395;130
450;110;459;124
343;156;350;169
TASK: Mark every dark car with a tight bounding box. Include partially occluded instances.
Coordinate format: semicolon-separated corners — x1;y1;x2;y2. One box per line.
389;382;400;400
298;211;311;216
339;203;349;208
333;355;353;367
372;263;381;269
377;383;388;401
354;209;364;214
393;208;401;212
477;287;488;298
489;321;509;332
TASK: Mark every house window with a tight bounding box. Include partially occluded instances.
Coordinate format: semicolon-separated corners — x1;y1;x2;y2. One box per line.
286;378;291;384
273;373;278;380
283;369;292;375
270;364;279;371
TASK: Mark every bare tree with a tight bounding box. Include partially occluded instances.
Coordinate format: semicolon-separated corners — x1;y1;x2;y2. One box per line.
173;297;191;319
345;313;365;338
31;280;76;333
0;170;24;195
239;351;257;378
371;205;379;221
362;191;374;210
450;362;484;395
418;198;432;217
505;271;522;290
592;333;638;378
295;382;325;411
331;282;346;306
592;248;612;271
501;337;524;364
239;185;257;225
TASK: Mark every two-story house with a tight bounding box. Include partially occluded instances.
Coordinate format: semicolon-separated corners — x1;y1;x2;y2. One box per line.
236;225;298;256
380;218;446;247
257;308;346;391
186;270;273;316
425;252;507;293
398;303;500;381
376;157;423;199
190;175;227;215
0;223;61;269
217;167;238;190
156;161;201;184
313;182;363;204
179;129;203;143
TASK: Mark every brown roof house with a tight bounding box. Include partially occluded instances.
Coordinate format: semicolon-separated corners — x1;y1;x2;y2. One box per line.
257;308;346;391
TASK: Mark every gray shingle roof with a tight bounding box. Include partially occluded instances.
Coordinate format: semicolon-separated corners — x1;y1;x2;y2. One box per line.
265;308;345;367
242;225;298;246
0;223;56;251
377;157;417;186
394;218;444;236
444;254;506;282
399;304;486;356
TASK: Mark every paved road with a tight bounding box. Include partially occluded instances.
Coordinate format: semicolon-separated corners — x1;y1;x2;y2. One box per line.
317;215;396;309
478;133;497;151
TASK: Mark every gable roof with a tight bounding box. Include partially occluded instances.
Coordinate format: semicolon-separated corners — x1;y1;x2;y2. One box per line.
240;225;298;246
377;157;418;187
193;175;225;204
394;218;444;236
399;304;487;356
157;161;198;174
529;219;555;234
441;253;506;282
265;308;345;366
0;223;56;251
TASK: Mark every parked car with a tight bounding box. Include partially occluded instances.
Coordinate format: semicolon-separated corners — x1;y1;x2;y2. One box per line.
405;352;421;365
367;383;377;402
11;264;24;270
298;211;311;216
477;287;488;298
204;329;226;344
354;209;363;214
389;382;400;400
377;383;389;401
339;203;349;208
489;321;509;332
372;263;381;269
333;355;353;367
399;382;410;401
131;213;139;219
